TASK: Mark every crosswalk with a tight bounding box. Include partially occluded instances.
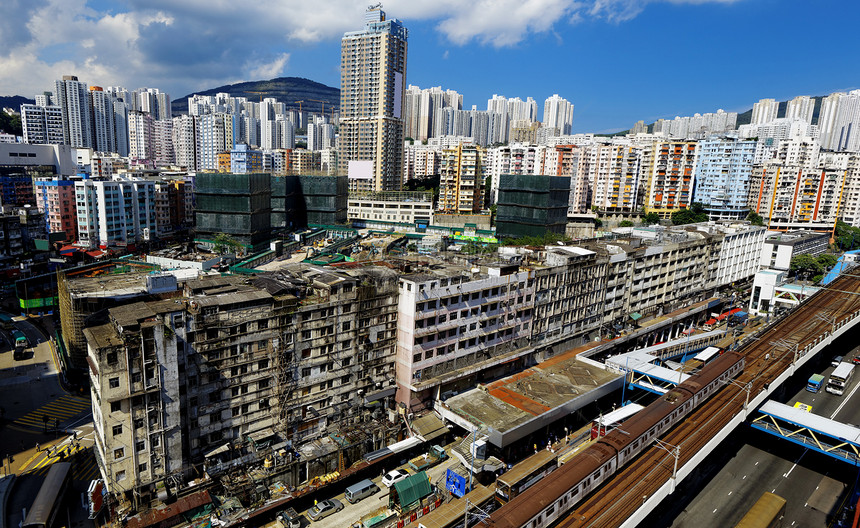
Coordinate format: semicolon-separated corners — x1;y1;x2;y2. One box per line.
12;395;91;431
27;443;100;482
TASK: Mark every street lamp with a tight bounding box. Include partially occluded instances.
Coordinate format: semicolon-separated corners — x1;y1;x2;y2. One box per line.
653;439;680;494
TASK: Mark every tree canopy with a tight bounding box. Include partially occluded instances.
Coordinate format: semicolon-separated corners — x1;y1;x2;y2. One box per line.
643;212;661;225
671;202;708;225
746;211;764;226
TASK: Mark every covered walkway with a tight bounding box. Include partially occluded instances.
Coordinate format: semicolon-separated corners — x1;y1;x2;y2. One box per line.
751;400;860;465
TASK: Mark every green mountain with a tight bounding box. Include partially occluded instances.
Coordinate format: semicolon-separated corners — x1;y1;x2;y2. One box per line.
0;95;35;112
171;77;339;116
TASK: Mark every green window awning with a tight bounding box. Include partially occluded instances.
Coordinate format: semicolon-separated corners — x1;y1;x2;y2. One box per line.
629;312;642;320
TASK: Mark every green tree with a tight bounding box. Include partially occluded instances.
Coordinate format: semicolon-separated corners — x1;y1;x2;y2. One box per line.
618;220;634;228
746;211;764;226
789;254;823;277
834;220;860;250
817;253;838;270
0;112;22;136
643;212;661;225
671;202;708;226
213;233;241;254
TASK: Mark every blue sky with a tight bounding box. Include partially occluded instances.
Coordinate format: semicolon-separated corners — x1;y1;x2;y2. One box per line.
1;0;858;132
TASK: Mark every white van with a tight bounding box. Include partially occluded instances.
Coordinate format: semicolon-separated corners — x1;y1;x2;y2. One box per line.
345;479;379;504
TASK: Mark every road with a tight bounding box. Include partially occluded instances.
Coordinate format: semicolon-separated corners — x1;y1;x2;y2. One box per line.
0;314;97;528
657;338;860;527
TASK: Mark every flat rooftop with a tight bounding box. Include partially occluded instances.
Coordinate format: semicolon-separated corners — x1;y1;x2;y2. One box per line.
440;343;619;448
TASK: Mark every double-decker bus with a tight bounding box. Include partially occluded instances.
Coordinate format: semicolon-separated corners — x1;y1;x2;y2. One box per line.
827;362;855;396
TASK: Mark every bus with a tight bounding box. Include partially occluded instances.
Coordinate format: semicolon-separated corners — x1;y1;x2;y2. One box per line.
591;403;646;439
22;462;72;528
495;449;558;505
827;362;855;396
734;491;786;528
806;374;825;393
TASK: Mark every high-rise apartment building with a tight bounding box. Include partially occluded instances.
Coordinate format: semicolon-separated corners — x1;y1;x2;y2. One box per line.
751;98;779;126
339;6;408;192
542;94;574;135
693;138;759;220
785;95;815;124
21;103;65;145
172;115;199;170
74;177;157;248
644;141;698;217
55;75;94;148
438;144;484;214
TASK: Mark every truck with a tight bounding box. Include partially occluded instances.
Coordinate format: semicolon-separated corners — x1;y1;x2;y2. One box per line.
275;507;303;528
827;362;855;396
408;445;448;472
806;374;825;393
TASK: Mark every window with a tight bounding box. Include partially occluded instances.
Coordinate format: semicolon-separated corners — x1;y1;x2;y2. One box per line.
106;351;118;365
109;377;120;389
110;401;122;413
116;470;126;481
136;441;145;451
112;425;122;436
413;353;422;363
138;463;147;473
114;448;124;460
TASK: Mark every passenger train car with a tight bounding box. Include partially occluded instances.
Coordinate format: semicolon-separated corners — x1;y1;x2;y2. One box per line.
484;350;744;528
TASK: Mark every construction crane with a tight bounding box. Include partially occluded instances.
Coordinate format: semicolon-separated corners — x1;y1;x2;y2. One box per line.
294;100;305;113
308;99;333;115
245;91;273;102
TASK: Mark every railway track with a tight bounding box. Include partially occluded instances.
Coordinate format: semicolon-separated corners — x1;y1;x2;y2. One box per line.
557;273;860;528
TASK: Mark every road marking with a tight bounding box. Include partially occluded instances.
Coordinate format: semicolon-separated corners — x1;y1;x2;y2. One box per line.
713;509;717;514
727;491;732;496
742;475;746;480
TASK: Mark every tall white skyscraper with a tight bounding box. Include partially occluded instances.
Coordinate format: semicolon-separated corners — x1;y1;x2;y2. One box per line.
785;95;815;125
832;90;860;152
818;93;843;150
751;98;779;126
89;86;117;153
543;94;574;135
172;114;199;170
55;75;93;148
339;5;408;191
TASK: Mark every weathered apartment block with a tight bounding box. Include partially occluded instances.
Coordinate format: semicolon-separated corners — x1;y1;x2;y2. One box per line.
395;263;536;411
83;267;400;499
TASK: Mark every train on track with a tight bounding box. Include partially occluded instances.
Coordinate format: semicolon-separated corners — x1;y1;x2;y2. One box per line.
483;350;745;528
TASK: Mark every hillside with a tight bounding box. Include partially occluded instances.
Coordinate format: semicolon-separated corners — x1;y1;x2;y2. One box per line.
171;77;339;115
0;95;35;112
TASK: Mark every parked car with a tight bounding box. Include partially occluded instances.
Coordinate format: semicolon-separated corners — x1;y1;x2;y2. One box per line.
832;355;844;368
307;499;343;521
381;468;410;488
852;356;860;365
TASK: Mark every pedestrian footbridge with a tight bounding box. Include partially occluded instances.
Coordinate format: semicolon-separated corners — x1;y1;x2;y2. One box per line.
750;400;860;465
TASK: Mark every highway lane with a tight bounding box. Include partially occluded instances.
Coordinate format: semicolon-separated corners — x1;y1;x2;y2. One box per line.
657;338;860;527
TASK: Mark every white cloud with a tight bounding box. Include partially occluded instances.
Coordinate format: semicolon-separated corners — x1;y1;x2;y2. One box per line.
246;53;291;81
0;0;743;98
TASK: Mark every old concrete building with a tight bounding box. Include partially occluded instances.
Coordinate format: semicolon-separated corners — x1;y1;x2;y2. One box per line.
530;247;607;348
396;263;535;410
83;267;401;500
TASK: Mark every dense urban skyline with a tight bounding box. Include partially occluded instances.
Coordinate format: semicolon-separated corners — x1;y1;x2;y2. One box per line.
2;0;859;132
